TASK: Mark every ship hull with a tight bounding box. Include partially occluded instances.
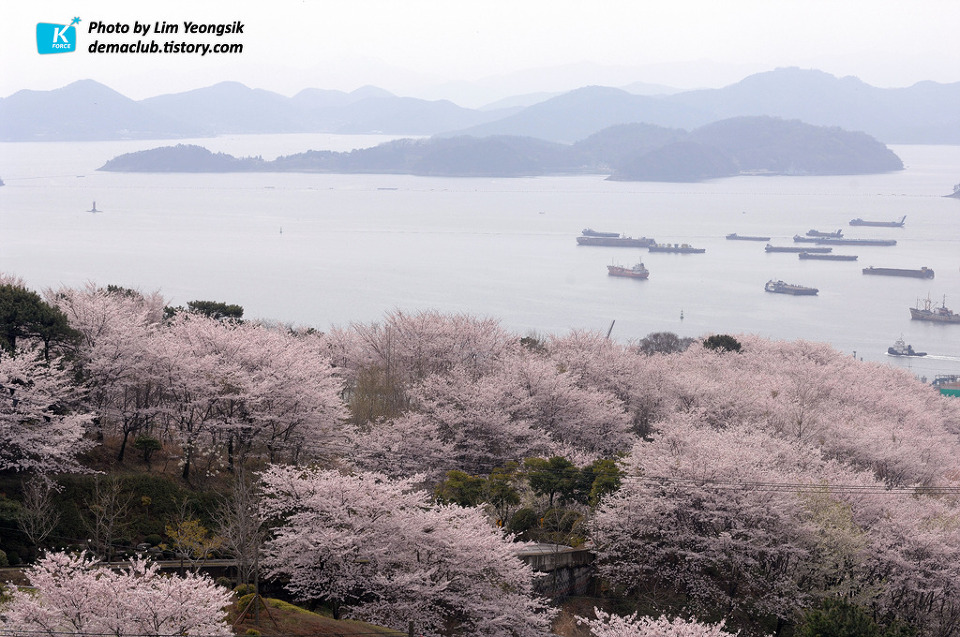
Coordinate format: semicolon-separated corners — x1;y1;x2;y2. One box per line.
862;267;934;279
799;253;857;261
648;244;705;253
726;233;771;241
607;265;649;279
910;309;960;323
766;245;832;253
582;228;621;238
765;280;818;295
577;236;656;247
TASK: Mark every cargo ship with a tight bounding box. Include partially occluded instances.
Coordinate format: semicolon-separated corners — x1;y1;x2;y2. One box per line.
648;243;705;253
798;252;857;261
806;228;843;238
793;235;896;247
766;245;833;253
577;235;656;247
726;233;771;241
910;296;960;323
582;228;621;238
607;262;649;279
850;215;906;227
862;266;934;279
765;280;819;295
887;337;926;357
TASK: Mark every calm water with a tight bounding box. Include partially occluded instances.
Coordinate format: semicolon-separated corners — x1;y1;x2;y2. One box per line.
1;135;959;380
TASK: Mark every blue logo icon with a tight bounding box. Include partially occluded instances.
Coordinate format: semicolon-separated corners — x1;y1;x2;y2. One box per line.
37;17;80;54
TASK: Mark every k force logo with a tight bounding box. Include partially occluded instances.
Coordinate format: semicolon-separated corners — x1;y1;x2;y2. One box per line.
37;17;80;54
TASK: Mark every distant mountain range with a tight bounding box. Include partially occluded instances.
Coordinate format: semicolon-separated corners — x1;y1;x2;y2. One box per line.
3;68;960;144
98;116;904;182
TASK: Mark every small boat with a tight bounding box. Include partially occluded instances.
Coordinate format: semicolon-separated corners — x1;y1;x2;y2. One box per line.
850;215;906;227
648;243;705;253
910;295;960;324
862;266;934;279
607;262;649;279
798;252;857;261
765;280;819;295
806;228;843;238
87;201;100;213
582;228;621;238
766;245;832;253
887;337;926;357
577;235;656;247
726;233;771;241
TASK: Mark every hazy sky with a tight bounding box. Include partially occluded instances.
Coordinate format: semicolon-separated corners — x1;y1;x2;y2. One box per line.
5;0;960;103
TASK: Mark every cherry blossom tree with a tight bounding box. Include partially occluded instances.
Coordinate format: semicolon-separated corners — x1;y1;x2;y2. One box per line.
0;551;233;636
578;609;745;637
259;465;555;637
50;283;166;462
0;347;94;474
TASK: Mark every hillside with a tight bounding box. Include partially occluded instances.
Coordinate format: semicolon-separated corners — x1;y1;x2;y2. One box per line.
4;69;960;142
98;116;904;181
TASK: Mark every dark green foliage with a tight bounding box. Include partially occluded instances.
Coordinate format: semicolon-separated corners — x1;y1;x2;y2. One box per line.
524;456;580;508
508;507;539;539
486;463;521;525
636;331;695;355
143;533;163;546
524;456;623;508
186;300;244;320
105;284;142;298
0;283;79;359
581;458;622;506
798;599;916;637
519;335;546;353
134;436;162;467
703;334;743;353
435;470;486;507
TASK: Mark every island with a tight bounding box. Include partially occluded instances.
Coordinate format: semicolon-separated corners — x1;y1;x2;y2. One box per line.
98;116;904;182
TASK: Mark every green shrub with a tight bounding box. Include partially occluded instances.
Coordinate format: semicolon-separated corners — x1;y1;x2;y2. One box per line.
508;507;539;538
0;549;8;567
143;534;163;546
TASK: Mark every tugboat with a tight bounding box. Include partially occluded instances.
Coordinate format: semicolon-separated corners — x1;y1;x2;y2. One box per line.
765;280;819;295
607;262;649;279
887;336;926;357
910;295;960;323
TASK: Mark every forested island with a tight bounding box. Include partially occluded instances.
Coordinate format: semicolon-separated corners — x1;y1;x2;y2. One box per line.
98;116;904;182
2;275;960;637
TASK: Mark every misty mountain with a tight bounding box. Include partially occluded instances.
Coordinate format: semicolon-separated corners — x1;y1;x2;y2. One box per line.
99;116;903;181
447;68;960;144
0;80;511;141
440;86;715;143
0;80;206;140
140;82;304;135
7;68;959;143
666;68;960;144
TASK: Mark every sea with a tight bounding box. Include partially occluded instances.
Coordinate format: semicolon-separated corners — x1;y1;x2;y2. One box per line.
1;135;958;382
